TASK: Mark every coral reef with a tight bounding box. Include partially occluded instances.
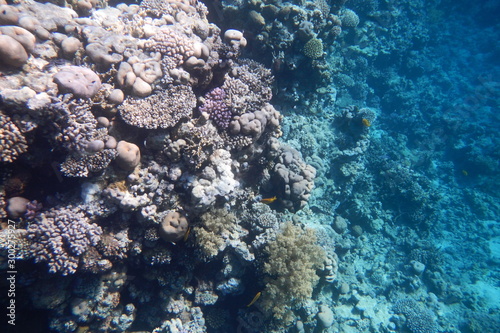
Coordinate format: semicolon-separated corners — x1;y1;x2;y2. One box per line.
0;0;497;332
0;0;321;331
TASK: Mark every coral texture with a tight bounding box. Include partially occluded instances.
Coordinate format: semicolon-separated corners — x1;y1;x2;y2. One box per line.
119;85;196;129
27;206;102;275
261;222;326;325
200;87;231;129
393;299;438;333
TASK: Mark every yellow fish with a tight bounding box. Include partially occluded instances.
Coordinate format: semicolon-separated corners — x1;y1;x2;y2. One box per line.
461;170;468;176
183;226;191;242
260;196;277;204
246;291;261;307
362;118;371;127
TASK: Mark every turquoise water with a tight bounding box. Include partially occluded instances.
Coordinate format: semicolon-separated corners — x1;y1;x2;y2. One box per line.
0;0;498;332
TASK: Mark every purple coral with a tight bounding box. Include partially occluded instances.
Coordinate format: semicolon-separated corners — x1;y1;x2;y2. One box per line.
27;206;102;275
25;200;43;220
200;87;231;129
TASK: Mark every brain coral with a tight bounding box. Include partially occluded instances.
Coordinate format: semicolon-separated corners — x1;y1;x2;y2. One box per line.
119;84;196;129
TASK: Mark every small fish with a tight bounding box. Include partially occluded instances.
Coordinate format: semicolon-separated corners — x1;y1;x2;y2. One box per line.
183;226;191;242
362;118;371;127
246;291;262;307
260;196;277;204
462;170;468;176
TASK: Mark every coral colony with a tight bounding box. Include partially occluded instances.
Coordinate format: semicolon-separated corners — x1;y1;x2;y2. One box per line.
0;0;499;332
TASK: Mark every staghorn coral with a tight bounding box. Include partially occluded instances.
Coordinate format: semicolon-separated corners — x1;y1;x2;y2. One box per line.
45;98;103;154
0;227;30;265
241;201;282;232
170;118;224;170
261;222;327;325
0;0;331;330
222;59;273;115
26;206;102;275
0;111;28;163
141;0;204;18
119;84;196;129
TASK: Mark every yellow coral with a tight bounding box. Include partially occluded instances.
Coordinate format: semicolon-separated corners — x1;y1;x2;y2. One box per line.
194;208;238;259
261;222;327;325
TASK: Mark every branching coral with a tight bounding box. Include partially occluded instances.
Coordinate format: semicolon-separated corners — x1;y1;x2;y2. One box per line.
199;87;231;129
261;222;326;325
0;111;28;162
26;206;102;275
